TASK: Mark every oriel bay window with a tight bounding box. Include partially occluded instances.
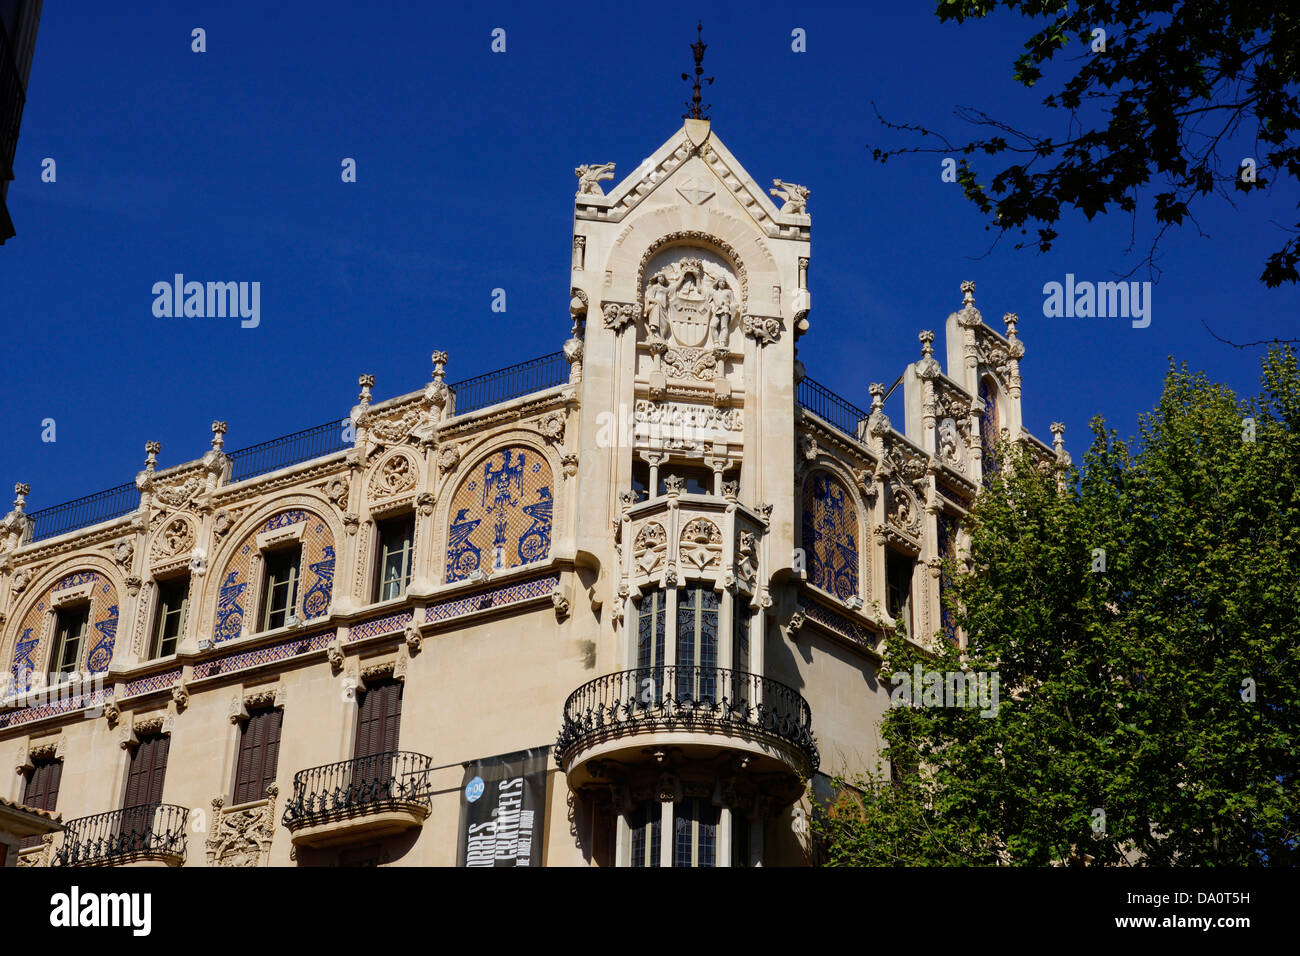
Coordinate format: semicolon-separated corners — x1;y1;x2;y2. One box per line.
374;514;415;602
150;576;189;659
261;547;301;631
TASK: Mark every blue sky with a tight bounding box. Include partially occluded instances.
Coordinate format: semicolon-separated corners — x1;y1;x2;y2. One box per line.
3;1;1295;512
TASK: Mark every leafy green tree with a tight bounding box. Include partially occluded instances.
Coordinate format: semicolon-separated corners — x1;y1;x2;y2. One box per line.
872;1;1300;287
813;345;1299;865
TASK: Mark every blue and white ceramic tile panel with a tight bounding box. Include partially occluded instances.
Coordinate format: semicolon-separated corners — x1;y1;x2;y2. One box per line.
347;610;413;643
0;685;110;730
192;631;334;680
123;668;183;699
445;446;553;584
213;509;335;644
7;570;119;693
800;471;860;601
424;573;559;623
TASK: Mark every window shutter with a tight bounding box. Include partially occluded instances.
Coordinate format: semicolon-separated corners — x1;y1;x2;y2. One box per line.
149;734;170;805
123;742;146;809
355;686;378;759
381;680;402;755
234;712;262;805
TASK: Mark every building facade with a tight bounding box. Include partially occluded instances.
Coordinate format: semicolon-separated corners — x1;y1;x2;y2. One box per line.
0;118;1066;867
0;0;41;243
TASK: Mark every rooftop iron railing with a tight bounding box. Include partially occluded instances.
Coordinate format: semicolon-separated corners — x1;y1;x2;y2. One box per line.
448;350;568;415
555;665;820;772
52;803;189;866
228;419;350;482
796;375;870;443
282;750;434;830
27;483;138;543
18;350;572;543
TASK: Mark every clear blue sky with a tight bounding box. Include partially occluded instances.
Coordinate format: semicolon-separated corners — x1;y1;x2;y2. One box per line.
3;1;1295;512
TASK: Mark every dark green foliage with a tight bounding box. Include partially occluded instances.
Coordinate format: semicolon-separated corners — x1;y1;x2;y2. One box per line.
814;346;1299;865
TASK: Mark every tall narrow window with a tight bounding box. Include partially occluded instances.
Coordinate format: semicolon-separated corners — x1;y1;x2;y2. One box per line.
233;706;283;805
20;756;62;849
52;606;88;679
121;732;170;850
676;585;719;700
636;589;667;707
628;802;660;867
886;550;915;636
673;797;719;867
731;814;751;867
261;548;301;631
150;577;189;659
731;605;751;706
979;376;1000;485
353;677;403;797
374;514;415;602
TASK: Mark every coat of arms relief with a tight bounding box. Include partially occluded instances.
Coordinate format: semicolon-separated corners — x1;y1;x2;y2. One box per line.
642;255;739;383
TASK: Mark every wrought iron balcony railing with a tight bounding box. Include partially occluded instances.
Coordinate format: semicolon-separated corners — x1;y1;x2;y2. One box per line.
52;803;189;866
282;750;434;830
797;375;870;443
555;666;819;771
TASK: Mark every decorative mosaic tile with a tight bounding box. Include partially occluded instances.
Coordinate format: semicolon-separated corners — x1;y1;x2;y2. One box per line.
347;610;413;643
123;668;182;699
425;573;558;623
192;631;333;679
0;687;108;730
798;597;874;648
801;472;859;600
213;508;335;643
9;572;118;692
445;447;553;583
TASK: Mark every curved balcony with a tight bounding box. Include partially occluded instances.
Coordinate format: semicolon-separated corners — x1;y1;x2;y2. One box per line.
556;666;818;801
282;750;432;848
52;804;189;867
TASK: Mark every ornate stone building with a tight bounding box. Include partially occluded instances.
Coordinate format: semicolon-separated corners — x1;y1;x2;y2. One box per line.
0;117;1066;867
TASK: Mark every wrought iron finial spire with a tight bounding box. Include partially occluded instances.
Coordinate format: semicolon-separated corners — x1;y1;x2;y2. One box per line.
681;21;714;120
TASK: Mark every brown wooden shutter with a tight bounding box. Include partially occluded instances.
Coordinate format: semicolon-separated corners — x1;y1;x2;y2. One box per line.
381;680;402;754
125;734;169;809
355;686;379;760
233;715;259;805
23;758;62;812
260;707;282;797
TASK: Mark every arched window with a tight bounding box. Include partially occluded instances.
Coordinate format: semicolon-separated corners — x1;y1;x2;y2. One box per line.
213;509;335;643
7;570;119;692
445;446;553;583
979;376;1001;483
801;471;859;600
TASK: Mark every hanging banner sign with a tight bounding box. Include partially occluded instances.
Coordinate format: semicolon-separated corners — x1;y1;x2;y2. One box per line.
457;746;550;867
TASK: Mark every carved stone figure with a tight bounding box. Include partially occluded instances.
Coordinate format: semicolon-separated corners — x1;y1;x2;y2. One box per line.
645;256;740;348
770;179;809;214
644;274;671;339
575;162;616;195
